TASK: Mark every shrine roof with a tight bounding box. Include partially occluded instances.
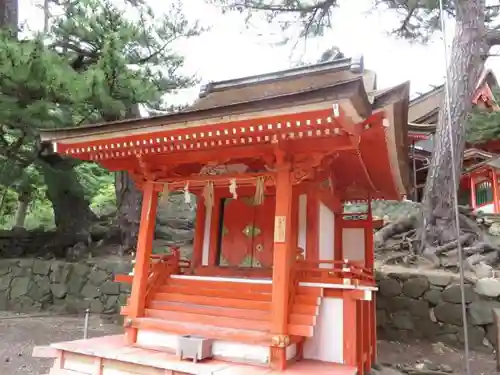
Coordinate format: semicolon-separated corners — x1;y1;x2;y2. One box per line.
464;154;500;174
189;56;377;111
40;57;377;142
464;148;496;161
408;70;498;133
37;57;412;202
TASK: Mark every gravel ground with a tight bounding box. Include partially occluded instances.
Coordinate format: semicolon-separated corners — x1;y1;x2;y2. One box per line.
0;312;121;375
0;311;497;375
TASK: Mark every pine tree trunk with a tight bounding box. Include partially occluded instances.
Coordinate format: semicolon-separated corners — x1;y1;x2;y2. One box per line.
13;192;29;228
0;0;18;35
115;171;142;251
418;0;486;248
40;157;97;237
108;104;143;252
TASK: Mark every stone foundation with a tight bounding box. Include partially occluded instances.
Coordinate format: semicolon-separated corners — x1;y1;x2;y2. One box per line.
0;257;132;314
376;266;500;349
1;257;499;350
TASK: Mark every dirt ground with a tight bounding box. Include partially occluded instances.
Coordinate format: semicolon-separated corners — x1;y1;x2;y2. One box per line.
0;311;498;375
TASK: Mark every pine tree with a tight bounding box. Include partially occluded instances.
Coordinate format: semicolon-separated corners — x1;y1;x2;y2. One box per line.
0;0;201;252
467;98;500;144
48;0;202;249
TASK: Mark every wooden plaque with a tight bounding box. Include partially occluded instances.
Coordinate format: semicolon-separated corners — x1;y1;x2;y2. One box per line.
274;216;286;243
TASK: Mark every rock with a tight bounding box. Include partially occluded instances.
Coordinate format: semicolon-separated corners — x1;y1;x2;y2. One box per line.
90;298;105;313
387;272;411;281
413;317;440;338
409;299;429;318
81;282;100;299
376;309;387;327
64;295;89;312
489;222;500;236
34;275;50;291
429;308;437;322
67;274;85;295
407;371;451;375
440;324;460;334
11;266;29;277
403;277;430;298
438;364;453;373
89;269;109;285
0;274;12;291
18;259;33;268
468;300;500;325
119;283;131;294
0;291;8;310
0;264;10;276
104;295;119;313
386;296;412;312
10;277;31;299
379;278;402;297
371;366;405;375
474;278;500;298
391;311;413;330
441;284;475;304
457;325;485;348
51;284;68;299
72;263;90;277
423;289;442;305
485;323;497;346
118;293;128;305
100;281;120;295
11;295;37;312
66;242;90;262
90;224;108;240
435;333;459;346
426;274;452;287
434;302;465;326
431;341;455;354
50;262;72;284
472;263;494;279
28;277;51;302
32;260;50;275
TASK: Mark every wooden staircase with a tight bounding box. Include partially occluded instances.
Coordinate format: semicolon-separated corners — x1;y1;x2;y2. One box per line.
123;275;323;347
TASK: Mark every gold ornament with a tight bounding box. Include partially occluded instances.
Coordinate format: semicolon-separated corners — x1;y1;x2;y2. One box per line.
271;335;290;348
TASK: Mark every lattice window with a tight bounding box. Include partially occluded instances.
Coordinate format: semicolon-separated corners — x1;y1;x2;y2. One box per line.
475;180;493;206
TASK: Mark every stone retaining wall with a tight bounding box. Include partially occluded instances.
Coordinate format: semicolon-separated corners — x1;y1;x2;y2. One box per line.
1;257;499;351
376;267;500;350
0;258;132;314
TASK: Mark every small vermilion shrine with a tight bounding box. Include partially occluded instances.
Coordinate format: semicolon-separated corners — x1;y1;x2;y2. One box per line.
408;69;500;211
35;57;410;375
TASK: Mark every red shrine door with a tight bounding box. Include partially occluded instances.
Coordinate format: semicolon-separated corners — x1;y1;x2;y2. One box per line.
218;196;275;268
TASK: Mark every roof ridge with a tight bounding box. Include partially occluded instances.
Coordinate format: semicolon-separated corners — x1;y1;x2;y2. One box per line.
198;56;365;98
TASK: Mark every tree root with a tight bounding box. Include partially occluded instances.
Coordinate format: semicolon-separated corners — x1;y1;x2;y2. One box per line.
374;215;418;247
375;208;500;274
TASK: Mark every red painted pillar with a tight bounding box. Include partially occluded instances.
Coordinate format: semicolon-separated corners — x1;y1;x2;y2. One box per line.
305;191;319;262
270;157;293;370
126;181;159;344
191;196;206;269
343;294;359;370
491;170;500;214
470;175;477;210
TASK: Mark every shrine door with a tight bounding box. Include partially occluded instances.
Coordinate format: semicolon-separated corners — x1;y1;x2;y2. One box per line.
218;196;275;268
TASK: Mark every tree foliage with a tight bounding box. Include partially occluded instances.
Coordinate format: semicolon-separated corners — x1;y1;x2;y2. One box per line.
467;91;500;144
209;1;499;45
0;0;202;234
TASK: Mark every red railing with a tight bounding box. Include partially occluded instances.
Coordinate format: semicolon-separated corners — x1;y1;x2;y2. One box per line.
114;246;191;286
295;259;374;285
